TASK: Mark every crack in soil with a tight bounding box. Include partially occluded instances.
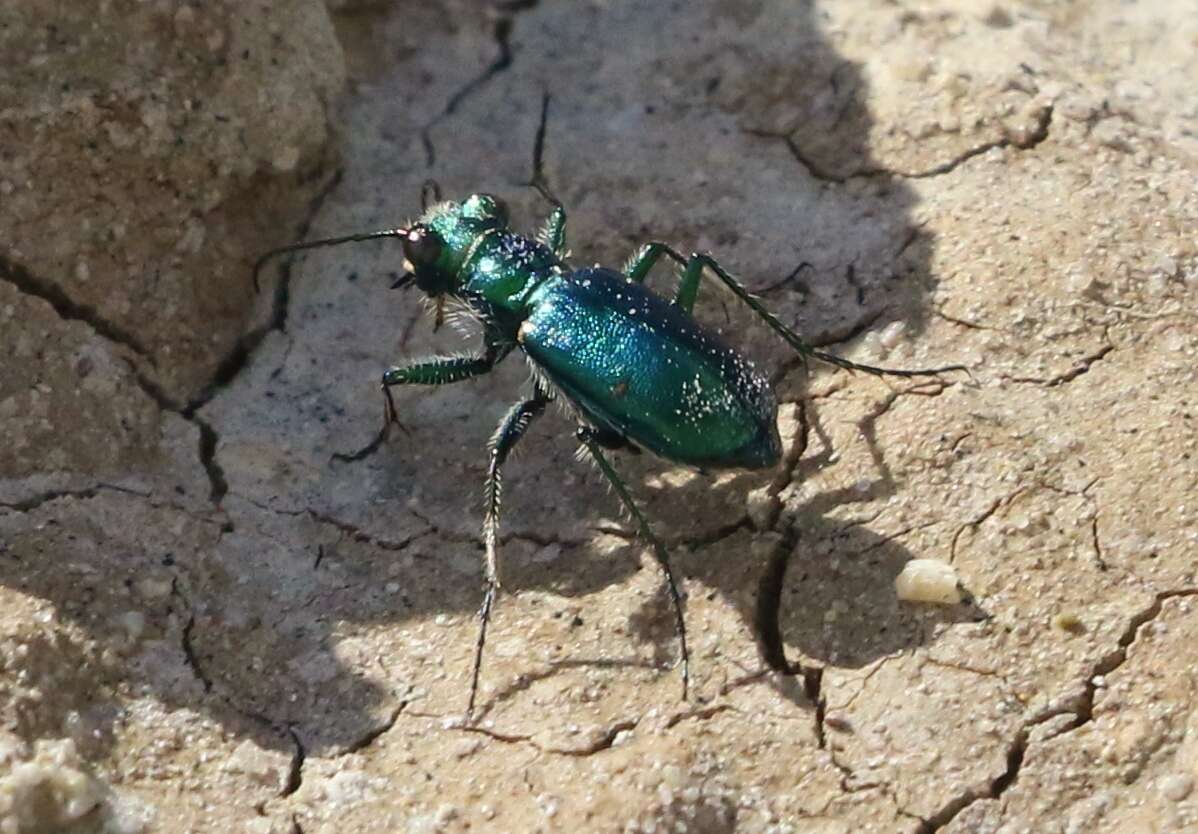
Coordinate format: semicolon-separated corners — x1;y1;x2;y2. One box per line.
922;656;1003;680
307;508;432;553
420;5;534;167
751;516;831;750
1062;587;1198;736
0;482;146;513
910;586;1198;832
749;104;1053;184
750;376;970;792
0;252;154;360
232;493;443;554
1003;343;1114;388
120;168;342;507
754;526;796;677
195;417;229;504
339;701;408;756
2;164;342;519
754;259;814;296
861;379;952;422
0;251;242;507
236;492;590;569
934;308;1003;332
896;104;1052;179
907;720;1029;833
124;367;233;511
1089;514;1107;571
949;486;1027;563
179;612;213;694
822;309;886;352
663;703;736;729
0;481;232;542
447;716;638;757
173;577;333;782
595;516;751;553
282;726;306;797
834;653;906;714
186;168;345;417
750;401;811;674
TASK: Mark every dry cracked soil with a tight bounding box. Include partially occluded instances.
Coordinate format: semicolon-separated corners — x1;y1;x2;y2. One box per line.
1;1;1196;833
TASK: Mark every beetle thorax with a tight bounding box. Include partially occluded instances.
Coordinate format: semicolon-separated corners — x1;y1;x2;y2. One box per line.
410;195;559;314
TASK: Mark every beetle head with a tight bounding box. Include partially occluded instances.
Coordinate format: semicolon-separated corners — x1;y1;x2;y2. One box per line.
402;193;511;297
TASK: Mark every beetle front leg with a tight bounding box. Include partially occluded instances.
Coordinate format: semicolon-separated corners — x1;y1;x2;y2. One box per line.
333;345;511;462
467;385;551;720
576;427;690;702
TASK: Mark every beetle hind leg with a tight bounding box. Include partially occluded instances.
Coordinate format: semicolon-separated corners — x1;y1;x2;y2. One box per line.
679;252;970;378
579;424;640;454
624;241;969;379
576;427;689;702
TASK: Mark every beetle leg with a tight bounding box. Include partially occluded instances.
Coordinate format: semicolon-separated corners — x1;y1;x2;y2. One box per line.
468;386;552;720
680;252;971;379
333;343;512;463
576;427;690;703
537;203;568;259
529;92;569;260
622;241;688;286
581;425;640;454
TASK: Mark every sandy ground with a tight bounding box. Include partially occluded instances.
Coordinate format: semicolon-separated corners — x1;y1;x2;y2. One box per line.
1;1;1196;832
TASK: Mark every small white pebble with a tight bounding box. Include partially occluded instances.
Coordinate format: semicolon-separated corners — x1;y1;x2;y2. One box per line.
879;320;907;350
272;145;301;172
119;611;146;640
1161;774;1193;801
895;559;963;605
1152;253;1178;277
134;577;172;600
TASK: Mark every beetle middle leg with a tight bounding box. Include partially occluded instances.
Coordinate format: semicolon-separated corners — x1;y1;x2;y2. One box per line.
626;242;967;379
467;384;551;719
334;343;512;462
576;426;690;702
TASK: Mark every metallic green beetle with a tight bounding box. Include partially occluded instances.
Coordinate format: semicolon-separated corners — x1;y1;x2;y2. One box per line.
256;188;963;718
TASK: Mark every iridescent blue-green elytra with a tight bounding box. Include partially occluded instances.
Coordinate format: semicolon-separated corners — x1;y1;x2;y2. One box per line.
520;268;780;468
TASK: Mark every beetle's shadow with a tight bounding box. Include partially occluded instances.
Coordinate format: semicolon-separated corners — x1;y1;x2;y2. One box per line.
0;383;979;762
566;390;983;695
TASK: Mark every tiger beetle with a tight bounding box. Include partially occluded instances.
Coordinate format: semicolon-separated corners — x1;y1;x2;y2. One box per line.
254;180;966;719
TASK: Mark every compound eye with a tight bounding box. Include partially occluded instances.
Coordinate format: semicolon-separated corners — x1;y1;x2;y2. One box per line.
402;225;443;268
